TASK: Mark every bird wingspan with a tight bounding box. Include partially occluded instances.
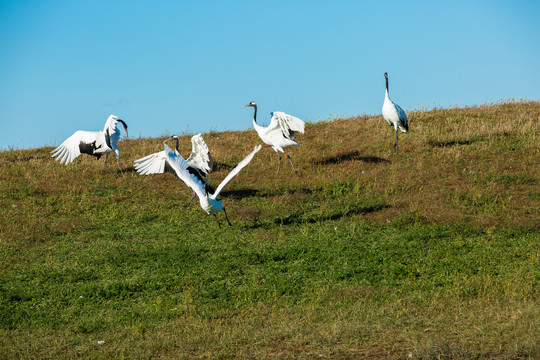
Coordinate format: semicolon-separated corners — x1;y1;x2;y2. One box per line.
51;130;99;164
186;133;213;174
133;151;167;175
268;111;305;139
211;145;261;199
164;144;208;200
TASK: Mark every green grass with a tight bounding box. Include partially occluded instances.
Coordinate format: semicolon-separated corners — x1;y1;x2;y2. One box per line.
0;100;539;358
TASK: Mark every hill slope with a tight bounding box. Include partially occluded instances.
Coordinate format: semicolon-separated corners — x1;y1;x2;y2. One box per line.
0;101;538;359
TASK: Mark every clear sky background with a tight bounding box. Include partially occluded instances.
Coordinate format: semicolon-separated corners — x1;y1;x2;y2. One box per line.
1;0;538;150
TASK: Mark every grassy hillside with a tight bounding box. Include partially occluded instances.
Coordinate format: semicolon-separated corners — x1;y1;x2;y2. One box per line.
0;100;538;359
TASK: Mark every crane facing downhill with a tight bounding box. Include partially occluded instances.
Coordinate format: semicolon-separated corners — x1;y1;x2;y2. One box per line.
164;143;261;228
134;134;214;205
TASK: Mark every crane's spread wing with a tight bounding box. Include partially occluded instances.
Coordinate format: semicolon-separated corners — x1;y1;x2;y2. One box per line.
164;144;210;200
211;145;261;199
103;114;128;140
135;146;214;193
51;130;103;164
394;104;408;131
133;150;169;175
186;133;213;174
267;111;305;140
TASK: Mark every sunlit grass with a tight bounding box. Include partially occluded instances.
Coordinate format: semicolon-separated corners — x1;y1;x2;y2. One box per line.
0;100;538;359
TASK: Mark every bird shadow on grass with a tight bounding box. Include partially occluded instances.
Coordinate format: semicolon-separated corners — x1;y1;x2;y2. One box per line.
219;189;259;199
314;151;390;165
245;202;389;229
428;140;474;147
220;187;314;200
427;135;486;148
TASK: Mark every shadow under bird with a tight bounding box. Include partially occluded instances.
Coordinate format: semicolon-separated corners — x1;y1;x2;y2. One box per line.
134;134;214;205
164;143;262;228
51;114;128;177
382;72;408;153
242;101;304;175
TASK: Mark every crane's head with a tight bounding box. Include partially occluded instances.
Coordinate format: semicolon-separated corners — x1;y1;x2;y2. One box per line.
162;134;179;144
241;101;256;108
384;72;388;79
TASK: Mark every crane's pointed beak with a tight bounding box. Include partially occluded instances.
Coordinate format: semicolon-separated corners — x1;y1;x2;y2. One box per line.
241;104;250;108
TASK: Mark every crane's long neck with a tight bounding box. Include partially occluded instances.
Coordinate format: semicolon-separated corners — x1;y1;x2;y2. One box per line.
251;104;263;133
251;105;266;136
252;104;258;125
174;137;179;152
385;76;389;99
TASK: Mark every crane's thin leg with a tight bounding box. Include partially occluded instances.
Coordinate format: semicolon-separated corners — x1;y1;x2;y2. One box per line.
223;208;232;226
394;130;399;154
276;151;282;175
213;214;222;228
117;157;124;176
285;154;299;175
103;154;116;178
185;191;196;207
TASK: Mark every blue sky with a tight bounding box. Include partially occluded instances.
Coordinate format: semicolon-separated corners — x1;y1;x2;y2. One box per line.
1;0;538;150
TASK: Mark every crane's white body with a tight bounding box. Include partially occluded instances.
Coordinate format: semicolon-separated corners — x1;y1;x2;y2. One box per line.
134;134;213;176
381;73;408;151
243;102;304;174
164;144;261;221
253;111;304;153
51;114;128;174
382;91;408;133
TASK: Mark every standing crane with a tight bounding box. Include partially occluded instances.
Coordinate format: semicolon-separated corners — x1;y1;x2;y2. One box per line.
134;134;214;205
242;101;304;175
382;72;408;153
51;114;128;176
164;143;261;227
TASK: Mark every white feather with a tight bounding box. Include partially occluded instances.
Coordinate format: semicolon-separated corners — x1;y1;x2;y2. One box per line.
133;151;168;175
103;114;128;139
267;112;305;139
186;133;213;174
163;144;208;200
51;130;107;164
212;145;261;199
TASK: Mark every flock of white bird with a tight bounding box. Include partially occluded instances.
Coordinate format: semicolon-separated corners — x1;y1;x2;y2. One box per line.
51;73;408;227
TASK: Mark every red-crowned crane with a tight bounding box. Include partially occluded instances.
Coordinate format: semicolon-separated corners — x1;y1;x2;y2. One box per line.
134;134;214;205
51;114;128;177
164;143;261;227
382;72;408;153
242;101;304;175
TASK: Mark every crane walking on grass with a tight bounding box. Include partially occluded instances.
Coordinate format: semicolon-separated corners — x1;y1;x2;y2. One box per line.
134;134;214;206
242;101;304;175
51;114;128;177
382;72;408;153
164;143;261;228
